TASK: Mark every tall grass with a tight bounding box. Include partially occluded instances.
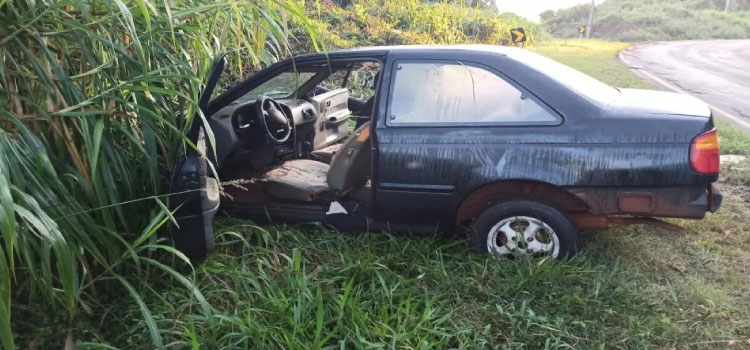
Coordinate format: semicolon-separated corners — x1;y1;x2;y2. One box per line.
0;0;316;348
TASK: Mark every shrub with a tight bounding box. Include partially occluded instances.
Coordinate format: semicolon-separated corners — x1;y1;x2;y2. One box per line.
542;0;750;40
296;0;539;51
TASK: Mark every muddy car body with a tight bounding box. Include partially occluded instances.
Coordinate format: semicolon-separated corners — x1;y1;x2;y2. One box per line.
171;45;722;260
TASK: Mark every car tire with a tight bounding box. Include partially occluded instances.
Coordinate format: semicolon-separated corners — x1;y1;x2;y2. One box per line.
470;199;579;260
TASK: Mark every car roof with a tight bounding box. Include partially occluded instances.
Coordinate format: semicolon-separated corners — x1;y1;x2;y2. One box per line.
294;44;522;59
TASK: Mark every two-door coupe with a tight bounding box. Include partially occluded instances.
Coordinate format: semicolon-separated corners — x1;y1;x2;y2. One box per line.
170;45;722;260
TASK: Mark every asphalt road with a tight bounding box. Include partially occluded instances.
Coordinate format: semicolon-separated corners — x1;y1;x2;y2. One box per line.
619;40;750;131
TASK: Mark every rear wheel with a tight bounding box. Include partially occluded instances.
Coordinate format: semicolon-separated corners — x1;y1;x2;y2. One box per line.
470;199;579;260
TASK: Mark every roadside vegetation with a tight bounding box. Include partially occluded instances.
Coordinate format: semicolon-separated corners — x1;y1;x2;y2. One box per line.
294;0;539;51
715;119;750;155
0;0;537;348
3;0;750;348
0;0;318;349
541;0;750;41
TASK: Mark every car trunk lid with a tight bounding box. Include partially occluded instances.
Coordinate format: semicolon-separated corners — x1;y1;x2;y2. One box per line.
608;88;711;117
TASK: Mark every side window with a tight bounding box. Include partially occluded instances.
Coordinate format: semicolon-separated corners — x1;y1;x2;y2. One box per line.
319;62;380;100
320;69;348;91
344;62;380;100
387;62;558;126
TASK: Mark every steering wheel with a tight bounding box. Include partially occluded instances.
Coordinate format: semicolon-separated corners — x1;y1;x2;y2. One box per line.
255;95;292;144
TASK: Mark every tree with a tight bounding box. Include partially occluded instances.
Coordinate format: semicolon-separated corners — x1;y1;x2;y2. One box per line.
539;9;556;22
471;0;497;10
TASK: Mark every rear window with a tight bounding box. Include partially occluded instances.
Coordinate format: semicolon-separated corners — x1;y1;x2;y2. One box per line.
388;61;558;126
507;50;620;105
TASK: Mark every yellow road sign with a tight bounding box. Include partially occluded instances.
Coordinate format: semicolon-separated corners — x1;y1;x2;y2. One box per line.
510;27;526;44
578;25;586;34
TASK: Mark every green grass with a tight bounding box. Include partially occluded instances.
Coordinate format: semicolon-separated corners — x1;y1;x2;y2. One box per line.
531;40;652;90
75;220;747;349
14;39;750;348
716;119;750;156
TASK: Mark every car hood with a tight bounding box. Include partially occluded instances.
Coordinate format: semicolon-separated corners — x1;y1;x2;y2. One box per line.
607;88;711;117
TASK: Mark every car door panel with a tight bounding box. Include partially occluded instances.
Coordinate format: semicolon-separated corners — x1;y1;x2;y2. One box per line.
372;55;563;230
308;88;352;150
170;128;220;260
169;56;225;260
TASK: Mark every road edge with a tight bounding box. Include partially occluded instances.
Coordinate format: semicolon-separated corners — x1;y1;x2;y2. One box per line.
617;44;750;131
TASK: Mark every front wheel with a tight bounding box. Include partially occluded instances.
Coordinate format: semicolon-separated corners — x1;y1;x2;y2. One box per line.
470;199;579;260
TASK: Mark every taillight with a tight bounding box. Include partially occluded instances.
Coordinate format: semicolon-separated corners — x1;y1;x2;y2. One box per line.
690;129;720;174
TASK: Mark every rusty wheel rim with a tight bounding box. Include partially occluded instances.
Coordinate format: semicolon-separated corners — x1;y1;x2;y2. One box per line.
486;216;560;259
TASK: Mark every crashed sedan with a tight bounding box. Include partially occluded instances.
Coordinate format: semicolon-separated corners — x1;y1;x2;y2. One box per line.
170;45;722;261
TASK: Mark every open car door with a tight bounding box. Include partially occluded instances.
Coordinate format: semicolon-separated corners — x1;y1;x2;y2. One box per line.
169;56;225;260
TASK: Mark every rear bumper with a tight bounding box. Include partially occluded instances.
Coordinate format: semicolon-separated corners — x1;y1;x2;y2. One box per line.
687;184;722;214
570;184;722;219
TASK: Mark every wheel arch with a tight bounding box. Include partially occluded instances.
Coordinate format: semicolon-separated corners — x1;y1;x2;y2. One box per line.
454;180;589;233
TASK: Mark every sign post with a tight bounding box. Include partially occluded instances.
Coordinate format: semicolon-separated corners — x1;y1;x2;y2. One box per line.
509;27;526;48
578;25;586;39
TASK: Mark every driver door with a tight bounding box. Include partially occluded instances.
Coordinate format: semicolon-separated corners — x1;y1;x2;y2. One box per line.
169;56;225;260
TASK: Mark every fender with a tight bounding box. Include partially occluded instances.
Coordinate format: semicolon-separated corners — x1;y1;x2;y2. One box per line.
453;180;589;233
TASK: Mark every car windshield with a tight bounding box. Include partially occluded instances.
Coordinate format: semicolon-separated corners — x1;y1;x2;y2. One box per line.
234;71;317;103
507;50;620;105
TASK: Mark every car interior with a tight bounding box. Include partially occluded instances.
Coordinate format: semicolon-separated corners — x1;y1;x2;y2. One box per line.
208;60;382;210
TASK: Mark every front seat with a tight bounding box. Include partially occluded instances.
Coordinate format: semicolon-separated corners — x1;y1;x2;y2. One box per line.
263;122;371;202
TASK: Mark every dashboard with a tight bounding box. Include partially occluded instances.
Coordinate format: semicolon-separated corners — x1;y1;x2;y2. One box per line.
207;88;351;170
